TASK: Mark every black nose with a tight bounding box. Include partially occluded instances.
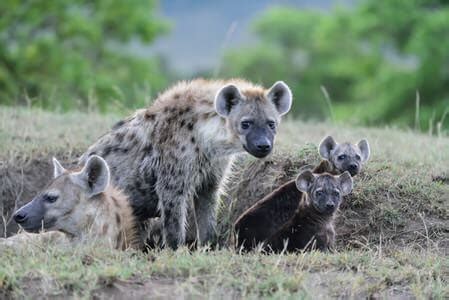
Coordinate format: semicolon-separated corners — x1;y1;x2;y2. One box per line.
256;143;271;152
13;211;27;224
326;203;335;210
349;164;357;171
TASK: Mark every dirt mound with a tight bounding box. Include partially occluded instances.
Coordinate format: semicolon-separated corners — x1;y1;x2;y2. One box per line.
2;144;448;250
218;146;449;251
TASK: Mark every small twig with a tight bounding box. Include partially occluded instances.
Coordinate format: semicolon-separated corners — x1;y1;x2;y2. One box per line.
418;212;431;250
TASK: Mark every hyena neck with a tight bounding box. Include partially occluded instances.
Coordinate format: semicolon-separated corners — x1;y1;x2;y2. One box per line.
79;187;138;249
313;160;338;175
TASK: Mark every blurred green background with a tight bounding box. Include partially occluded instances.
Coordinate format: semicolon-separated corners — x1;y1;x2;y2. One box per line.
1;0;448;132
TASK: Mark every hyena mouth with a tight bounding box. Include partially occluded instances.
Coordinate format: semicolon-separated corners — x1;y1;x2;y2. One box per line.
21;217;57;233
243;144;272;158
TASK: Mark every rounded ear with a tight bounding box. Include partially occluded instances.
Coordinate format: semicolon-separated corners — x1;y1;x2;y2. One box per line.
295;170;315;193
52;157;67;178
214;84;243;117
267;81;292;116
319;136;337;159
71;155;110;198
357;139;370;162
338;171;353;196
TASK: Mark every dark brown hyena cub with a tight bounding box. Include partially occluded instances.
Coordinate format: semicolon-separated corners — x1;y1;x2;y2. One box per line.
266;170;352;252
233;136;369;251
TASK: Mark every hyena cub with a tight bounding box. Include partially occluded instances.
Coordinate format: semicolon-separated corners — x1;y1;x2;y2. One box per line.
234;136;370;250
266;170;353;252
318;135;370;176
12;155;138;250
81;79;293;249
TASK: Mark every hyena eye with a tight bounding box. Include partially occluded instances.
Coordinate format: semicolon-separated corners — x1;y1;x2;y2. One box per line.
316;191;324;197
355;154;361;161
267;121;276;130
44;194;58;203
333;191;340;197
338;154;346;160
241;121;252;130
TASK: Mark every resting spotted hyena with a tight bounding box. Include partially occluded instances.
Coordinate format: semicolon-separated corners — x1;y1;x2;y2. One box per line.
80;79;293;248
234;135;370;250
10;155;138;250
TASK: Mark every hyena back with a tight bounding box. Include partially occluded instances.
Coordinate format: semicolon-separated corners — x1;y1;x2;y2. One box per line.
80;79;293;248
13;155;138;250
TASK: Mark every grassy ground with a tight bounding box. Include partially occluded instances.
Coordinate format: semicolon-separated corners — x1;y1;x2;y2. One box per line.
0;106;448;299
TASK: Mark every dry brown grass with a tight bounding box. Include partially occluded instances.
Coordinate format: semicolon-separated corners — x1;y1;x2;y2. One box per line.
0;106;448;298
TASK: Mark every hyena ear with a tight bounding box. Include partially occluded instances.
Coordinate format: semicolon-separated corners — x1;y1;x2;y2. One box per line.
319;136;337;159
339;171;353;196
295;170;315;193
71;155;110;198
52;157;67;178
215;84;243;117
357;139;370;162
267;81;292;116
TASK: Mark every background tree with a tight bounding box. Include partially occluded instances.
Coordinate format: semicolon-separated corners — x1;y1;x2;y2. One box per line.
222;0;449;130
0;0;169;111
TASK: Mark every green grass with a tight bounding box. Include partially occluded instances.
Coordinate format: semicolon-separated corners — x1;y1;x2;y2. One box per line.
1;242;447;299
0;106;448;298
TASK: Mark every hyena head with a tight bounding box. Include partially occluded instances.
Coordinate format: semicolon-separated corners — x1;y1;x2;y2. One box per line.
319;136;370;176
215;81;292;158
13;155;110;236
296;170;353;215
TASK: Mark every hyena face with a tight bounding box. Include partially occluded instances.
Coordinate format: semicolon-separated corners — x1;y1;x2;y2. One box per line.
13;155;110;235
215;81;292;158
319;136;370;176
296;171;353;215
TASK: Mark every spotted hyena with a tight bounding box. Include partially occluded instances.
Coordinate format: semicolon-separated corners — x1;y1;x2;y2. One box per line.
80;79;293;249
318;135;370;176
266;170;353;252
11;155;138;250
234;135;370;250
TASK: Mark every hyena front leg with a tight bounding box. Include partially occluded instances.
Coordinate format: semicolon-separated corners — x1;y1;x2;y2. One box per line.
156;176;193;249
194;182;219;246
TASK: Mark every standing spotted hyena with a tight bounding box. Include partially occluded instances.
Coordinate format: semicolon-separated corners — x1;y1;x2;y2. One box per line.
11;155;138;250
80;79;293;248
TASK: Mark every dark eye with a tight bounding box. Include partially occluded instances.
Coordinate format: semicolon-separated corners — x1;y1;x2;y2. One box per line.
267;121;276;130
333;191;340;197
338;154;346;160
44;194;58;203
241;121;252;130
355;155;361;161
316;191;324;197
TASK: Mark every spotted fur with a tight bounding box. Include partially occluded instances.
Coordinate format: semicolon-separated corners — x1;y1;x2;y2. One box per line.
80;79;293;249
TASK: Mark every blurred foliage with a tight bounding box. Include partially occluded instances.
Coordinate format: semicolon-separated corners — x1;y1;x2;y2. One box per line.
223;0;449;131
0;0;169;111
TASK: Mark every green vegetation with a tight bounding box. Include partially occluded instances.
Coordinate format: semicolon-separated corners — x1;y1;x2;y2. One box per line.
0;106;448;298
2;0;449;131
223;0;449;131
0;0;169;111
1;245;447;298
